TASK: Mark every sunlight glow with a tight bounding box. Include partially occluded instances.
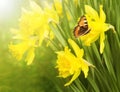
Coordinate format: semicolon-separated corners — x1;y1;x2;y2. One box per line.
0;0;15;19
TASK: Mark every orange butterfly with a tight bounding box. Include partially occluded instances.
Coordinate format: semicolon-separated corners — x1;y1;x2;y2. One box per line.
73;15;91;38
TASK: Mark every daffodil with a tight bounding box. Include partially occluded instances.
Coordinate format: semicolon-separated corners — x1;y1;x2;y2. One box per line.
56;39;93;86
9;1;59;65
53;0;62;16
80;5;115;53
53;0;72;21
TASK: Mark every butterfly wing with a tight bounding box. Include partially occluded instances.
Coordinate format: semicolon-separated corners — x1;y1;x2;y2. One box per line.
74;16;90;38
74;26;87;37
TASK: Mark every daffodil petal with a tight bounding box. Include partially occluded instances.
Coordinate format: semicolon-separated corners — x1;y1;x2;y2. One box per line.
64;69;81;86
100;5;106;23
25;47;35;65
9;42;29;61
68;39;84;58
81;33;99;46
81;59;89;78
54;0;62;15
10;28;22;39
100;32;105;53
30;0;43;13
85;5;99;21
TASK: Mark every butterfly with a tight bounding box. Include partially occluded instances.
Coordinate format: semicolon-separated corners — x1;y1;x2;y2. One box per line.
73;15;91;38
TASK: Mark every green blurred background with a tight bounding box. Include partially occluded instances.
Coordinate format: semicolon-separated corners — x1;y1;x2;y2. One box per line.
0;0;67;92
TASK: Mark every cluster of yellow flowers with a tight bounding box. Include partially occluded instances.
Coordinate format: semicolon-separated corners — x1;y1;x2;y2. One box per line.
9;0;115;86
56;5;114;86
9;1;59;65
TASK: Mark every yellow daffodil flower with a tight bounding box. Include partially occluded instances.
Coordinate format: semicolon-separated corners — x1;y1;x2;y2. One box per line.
80;5;115;53
53;0;72;21
56;39;93;86
53;0;62;16
9;1;59;65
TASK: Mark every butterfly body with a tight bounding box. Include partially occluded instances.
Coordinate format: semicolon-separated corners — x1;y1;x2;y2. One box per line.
74;16;90;38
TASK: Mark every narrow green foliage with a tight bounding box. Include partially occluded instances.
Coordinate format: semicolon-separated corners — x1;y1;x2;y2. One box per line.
49;22;67;47
87;76;100;92
49;0;120;91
